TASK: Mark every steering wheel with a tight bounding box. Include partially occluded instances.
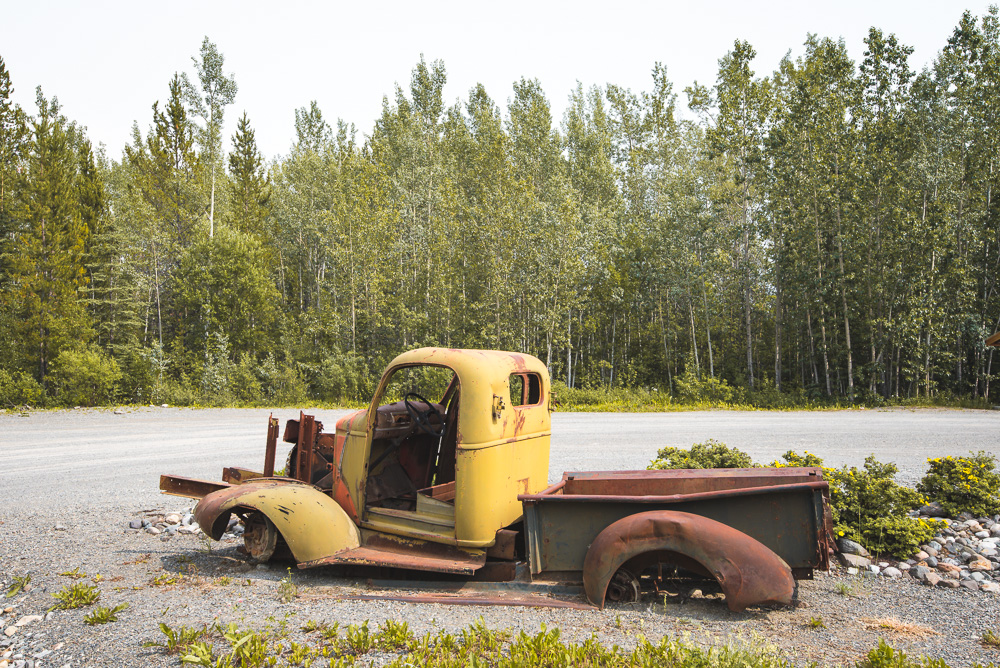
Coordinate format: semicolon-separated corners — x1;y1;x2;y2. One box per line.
404;392;446;438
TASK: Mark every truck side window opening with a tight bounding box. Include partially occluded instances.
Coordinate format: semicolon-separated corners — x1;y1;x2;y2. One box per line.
366;365;458;511
509;373;542;407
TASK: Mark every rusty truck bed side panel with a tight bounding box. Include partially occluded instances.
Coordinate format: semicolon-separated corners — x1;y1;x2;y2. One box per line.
519;469;831;577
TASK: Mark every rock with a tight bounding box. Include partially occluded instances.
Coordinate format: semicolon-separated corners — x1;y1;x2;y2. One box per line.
981;581;1000;593
882;566;902;578
141;519;151;528
165;513;181;524
961;580;980;591
128;519;143;530
972;571;986;582
926;556;939;567
928;540;943;552
181;513;194;526
967;520;984;533
937;578;961;588
897;562;911;571
920;502;948;517
992;525;1000;537
969;556;993;572
870;565;881;575
52;523;66;531
914;550;929;561
1;629;12;638
911;565;931;581
12;617;39;629
146;526;161;535
938;562;961;574
877;561;890;568
160;534;170;542
161;403;169;408
30;650;49;660
846;567;859;575
838;537;870;557
838;553;871;569
976;530;991;539
982;547;998;558
925;572;942;586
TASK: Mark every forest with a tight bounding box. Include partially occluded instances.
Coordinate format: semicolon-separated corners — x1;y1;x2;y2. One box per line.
3;10;1000;409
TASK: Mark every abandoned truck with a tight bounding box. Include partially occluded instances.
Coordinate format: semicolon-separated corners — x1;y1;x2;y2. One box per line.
161;347;833;611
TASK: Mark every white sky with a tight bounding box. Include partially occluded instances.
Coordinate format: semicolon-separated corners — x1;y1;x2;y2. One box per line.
1;1;995;162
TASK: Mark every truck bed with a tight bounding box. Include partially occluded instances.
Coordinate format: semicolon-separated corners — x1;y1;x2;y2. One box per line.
518;467;832;578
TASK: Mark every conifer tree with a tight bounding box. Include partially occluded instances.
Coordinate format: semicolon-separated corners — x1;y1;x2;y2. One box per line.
228;112;269;237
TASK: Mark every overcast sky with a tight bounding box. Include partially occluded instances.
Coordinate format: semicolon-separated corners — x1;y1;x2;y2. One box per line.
1;1;995;162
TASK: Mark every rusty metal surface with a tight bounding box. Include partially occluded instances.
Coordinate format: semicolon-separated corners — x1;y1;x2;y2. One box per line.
263;415;279;477
221;467;264;484
521;471;831;577
561;467;824;497
331;593;595;610
582;510;795;611
486;529;519;561
159;474;231;499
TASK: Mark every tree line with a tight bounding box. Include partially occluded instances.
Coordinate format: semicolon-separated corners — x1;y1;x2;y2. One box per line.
3;14;1000;408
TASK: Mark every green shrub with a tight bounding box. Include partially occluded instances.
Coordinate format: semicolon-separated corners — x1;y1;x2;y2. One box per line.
49;344;122;407
917;452;1000;518
258;354;308;405
648;439;755;470
827;456;933;557
770;450;824;467
673;371;736;405
0;369;44;408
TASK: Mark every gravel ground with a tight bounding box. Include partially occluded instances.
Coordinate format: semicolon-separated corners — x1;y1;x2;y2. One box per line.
2;406;1000;667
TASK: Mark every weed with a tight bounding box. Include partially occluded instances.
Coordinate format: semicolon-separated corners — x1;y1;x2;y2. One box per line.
59;567;86;579
378;619;414;650
84;603;129;625
343;620;373;654
277;567;297;603
859;617;940;638
91;574;103;583
981;629;1000;648
5;573;30;598
151;573;179;587
807;616;825;629
50;582;100;610
142;622;207;654
213;576;232;586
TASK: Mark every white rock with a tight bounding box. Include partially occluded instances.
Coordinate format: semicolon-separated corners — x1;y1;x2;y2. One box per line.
2;627;14;637
878;561;890;568
882;567;902;577
981;581;1000;593
13;616;40;628
976;530;991;539
870;565;881;574
846;567;859;575
164;513;181;525
896;562;911;571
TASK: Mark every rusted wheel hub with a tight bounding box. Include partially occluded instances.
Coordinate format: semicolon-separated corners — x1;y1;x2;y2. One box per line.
242;511;278;563
605;568;640;603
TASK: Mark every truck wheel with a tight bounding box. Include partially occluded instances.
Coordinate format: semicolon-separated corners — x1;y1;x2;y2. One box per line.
243;510;278;563
606;568;640;603
284;447;297;478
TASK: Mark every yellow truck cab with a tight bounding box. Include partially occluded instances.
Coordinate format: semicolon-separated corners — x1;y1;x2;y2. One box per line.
164;348;552;577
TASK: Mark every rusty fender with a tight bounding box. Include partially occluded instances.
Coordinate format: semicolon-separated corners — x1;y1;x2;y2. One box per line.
582;510;794;612
194;479;360;564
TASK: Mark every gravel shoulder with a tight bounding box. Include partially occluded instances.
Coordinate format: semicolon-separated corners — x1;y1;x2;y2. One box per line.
2;406;1000;667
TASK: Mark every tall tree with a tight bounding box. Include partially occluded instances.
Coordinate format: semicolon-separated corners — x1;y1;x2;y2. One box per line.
228;112;270;237
184;37;237;238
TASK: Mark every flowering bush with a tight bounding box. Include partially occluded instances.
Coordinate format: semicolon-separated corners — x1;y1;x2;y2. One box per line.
777;452;937;557
917;452;1000;518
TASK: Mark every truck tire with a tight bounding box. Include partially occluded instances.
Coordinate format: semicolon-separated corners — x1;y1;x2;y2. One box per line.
242;510;278;563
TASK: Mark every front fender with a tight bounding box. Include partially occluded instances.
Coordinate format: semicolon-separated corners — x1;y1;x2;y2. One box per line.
194;479;360;564
583;510;794;612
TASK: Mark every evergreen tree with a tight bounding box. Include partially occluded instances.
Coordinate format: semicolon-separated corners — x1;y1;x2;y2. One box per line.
228;112;270;237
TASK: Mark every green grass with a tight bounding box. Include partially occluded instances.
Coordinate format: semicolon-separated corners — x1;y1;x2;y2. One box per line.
144;619;995;668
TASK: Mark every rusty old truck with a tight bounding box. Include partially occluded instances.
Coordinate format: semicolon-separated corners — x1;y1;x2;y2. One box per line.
161;347;832;611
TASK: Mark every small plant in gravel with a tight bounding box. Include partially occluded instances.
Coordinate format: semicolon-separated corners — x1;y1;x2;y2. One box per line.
648;440;755;470
83;603;128;625
50;582;100;609
143;623;208;654
277;567;297;603
59;567;86;579
807;616;825;629
982;629;1000;648
151;573;180;587
5;573;30;598
378;619;415;650
917;452;1000;518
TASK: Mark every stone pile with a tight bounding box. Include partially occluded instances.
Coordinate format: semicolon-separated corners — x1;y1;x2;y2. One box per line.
125;510;244;542
838;512;1000;593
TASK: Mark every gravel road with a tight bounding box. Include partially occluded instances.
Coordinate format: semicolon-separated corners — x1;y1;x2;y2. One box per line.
1;407;999;667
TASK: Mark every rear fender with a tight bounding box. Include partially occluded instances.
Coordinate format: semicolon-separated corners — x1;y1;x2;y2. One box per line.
194;479;360;564
583;510;794;612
